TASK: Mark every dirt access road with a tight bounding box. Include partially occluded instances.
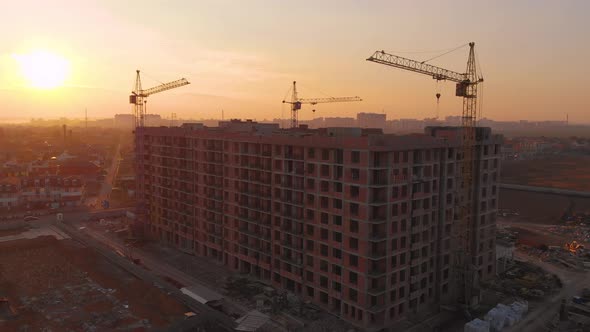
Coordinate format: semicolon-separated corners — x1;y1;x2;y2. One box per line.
505;251;590;332
85;142;121;209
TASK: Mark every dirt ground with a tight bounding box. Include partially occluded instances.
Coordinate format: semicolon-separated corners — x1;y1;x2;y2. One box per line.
501;156;590;191
0;236;187;331
508;226;567;247
499;189;590;225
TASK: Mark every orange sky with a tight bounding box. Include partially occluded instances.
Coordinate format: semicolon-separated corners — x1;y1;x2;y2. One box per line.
0;0;589;123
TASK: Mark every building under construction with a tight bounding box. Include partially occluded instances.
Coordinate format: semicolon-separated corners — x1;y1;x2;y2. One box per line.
134;120;502;329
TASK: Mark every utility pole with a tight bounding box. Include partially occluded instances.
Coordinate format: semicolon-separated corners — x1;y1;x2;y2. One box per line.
170;112;177;127
85;108;88;142
62;124;67;151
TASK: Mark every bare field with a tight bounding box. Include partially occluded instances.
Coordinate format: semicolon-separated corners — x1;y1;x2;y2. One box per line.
0;236;187;331
499;189;590;225
509;226;568;247
501;156;590;191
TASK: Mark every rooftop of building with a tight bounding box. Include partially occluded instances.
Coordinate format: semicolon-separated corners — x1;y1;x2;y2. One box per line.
139;119;502;150
0;176;20;186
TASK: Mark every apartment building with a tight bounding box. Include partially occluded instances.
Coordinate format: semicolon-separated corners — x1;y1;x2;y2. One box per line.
357;113;387;129
135;120;502;329
20;175;85;209
0;175;84;211
0;177;20;209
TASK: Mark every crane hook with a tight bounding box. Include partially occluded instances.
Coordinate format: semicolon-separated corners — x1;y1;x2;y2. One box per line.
435;93;441;103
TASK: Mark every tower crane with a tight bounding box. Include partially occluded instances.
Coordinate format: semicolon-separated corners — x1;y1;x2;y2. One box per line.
282;81;362;128
367;43;483;308
129;70;190;128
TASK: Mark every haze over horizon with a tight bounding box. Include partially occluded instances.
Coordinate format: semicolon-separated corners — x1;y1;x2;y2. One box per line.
1;0;589;123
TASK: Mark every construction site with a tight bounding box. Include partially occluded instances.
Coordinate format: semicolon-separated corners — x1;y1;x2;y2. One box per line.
1;31;587;332
122;42;515;331
120;40;590;331
0;222;188;331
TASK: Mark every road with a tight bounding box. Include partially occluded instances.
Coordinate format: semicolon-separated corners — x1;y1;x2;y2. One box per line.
506;251;590;332
54;218;236;331
81;226;221;293
78;225;251;314
500;183;590;198
499;219;590;330
86;142;121;209
99;142;122;203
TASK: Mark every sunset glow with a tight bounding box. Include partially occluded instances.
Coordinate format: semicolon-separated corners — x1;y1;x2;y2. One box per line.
0;1;588;122
13;51;70;89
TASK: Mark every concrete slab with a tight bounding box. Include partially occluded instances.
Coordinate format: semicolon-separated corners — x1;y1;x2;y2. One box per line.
0;225;70;242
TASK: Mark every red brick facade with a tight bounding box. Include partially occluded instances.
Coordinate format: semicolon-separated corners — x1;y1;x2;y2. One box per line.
135;122;502;329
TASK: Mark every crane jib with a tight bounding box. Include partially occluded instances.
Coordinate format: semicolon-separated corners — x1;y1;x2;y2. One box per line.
367;51;467;83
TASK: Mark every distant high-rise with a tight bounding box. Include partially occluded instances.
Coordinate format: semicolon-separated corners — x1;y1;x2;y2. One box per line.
135;120;502;329
114;114;135;129
357;112;386;128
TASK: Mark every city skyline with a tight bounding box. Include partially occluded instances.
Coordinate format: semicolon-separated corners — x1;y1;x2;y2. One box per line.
1;0;589;123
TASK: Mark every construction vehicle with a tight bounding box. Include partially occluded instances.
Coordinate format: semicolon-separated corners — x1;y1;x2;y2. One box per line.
565;240;584;253
282;81;362;128
367;43;484;308
0;297;17;318
129;70;190;129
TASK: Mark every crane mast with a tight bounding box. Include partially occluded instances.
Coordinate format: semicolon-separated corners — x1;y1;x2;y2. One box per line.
130;70;190;128
282;81;362;128
367;42;483;308
130;70;190;243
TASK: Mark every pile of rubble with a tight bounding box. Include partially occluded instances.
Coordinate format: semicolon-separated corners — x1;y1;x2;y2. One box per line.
562;212;590;225
484;261;561;300
518;243;590;270
496;226;518;244
0;236;187;331
224;277;356;332
546;224;590;243
18;280;149;331
498;209;521;218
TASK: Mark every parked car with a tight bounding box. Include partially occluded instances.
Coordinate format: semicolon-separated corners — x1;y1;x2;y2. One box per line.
24;216;39;222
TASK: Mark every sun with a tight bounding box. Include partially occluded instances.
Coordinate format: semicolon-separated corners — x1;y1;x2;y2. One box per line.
13;50;70;89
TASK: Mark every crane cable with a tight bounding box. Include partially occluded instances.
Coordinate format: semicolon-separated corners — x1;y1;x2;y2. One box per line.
282;84;293;102
141;71;166;85
435;80;441;120
281;85;292;128
384;44;471;55
297;82;335;99
421;43;469;64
